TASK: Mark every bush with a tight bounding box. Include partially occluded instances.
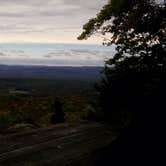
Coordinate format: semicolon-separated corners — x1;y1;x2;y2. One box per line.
0;112;12;131
38;113;54;127
50;98;65;124
81;105;96;120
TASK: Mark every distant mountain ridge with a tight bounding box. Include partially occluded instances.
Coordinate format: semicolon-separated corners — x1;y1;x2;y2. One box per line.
0;65;103;79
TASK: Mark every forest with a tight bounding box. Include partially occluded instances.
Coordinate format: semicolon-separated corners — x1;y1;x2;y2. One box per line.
0;77;99;134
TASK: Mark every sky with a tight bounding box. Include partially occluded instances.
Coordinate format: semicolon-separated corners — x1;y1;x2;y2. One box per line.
0;0;115;67
0;43;115;66
0;0;163;66
0;0;108;44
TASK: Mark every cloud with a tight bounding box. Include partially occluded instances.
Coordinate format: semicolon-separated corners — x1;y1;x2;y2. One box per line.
42;47;114;62
17;50;25;53
0;52;7;56
0;0;108;43
17;54;29;58
0;42;115;66
0;48;28;58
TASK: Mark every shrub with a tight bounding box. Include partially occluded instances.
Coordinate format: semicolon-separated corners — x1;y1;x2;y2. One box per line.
0;112;12;131
81;105;96;120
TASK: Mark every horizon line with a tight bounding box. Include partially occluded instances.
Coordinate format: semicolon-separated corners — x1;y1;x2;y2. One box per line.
0;42;104;46
0;63;104;67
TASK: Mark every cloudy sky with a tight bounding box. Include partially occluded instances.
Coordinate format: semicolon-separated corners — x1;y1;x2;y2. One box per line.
0;43;115;66
0;0;108;44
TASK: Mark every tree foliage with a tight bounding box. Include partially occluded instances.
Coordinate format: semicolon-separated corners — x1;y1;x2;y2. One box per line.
78;1;165;164
79;0;165;67
79;0;166;125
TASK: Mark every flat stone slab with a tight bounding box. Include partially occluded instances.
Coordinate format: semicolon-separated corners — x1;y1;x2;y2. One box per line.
0;123;116;166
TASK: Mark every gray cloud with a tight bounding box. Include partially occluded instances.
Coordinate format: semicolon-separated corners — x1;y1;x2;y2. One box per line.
0;52;7;56
42;48;114;61
0;47;28;58
0;0;108;43
17;54;29;58
0;0;107;18
0;43;115;66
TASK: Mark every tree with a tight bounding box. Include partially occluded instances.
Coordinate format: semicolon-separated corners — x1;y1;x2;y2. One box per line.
79;1;166;165
78;0;166;123
50;97;65;124
78;0;166;69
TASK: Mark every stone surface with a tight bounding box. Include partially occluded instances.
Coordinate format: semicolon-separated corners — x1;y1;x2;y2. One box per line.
0;123;115;166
